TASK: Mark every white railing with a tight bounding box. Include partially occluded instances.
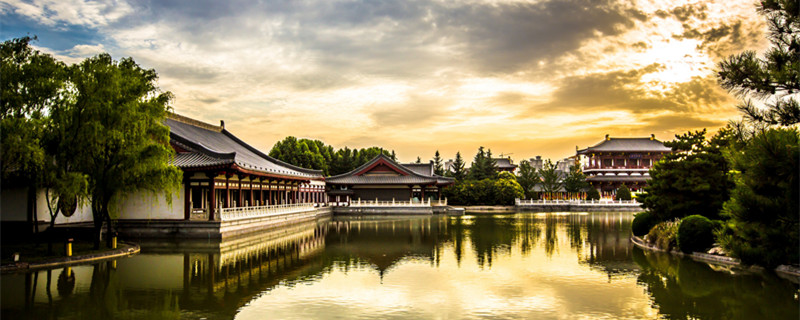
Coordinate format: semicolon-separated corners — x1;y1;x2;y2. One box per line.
350;198;448;207
219;203;315;221
515;198;639;205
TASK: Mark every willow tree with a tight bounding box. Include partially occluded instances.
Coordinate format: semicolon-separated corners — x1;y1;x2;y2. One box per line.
1;36;87;235
63;54;181;248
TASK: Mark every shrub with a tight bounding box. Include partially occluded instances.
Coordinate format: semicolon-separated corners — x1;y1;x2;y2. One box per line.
631;211;657;237
616;185;632;200
677;215;716;254
586;188;600;200
647;220;681;251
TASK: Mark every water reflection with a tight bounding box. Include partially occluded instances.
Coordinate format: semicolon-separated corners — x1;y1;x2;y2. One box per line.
2;212;797;319
633;249;800;319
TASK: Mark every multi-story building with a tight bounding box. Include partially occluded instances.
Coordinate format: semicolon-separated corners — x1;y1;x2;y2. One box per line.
576;134;671;197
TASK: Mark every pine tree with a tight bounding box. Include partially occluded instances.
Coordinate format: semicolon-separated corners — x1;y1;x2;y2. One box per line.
717;0;800;126
433;150;444;175
452;152;467;181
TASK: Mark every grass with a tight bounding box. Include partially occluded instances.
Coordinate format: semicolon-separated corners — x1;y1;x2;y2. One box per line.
1;240;117;265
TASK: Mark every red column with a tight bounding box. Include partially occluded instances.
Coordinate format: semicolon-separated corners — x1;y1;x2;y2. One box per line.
208;175;216;221
225;176;231;208
184;176;191;220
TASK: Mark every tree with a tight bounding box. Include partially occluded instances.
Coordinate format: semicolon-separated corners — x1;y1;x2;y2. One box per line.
1;37;88;236
616;185;632;201
451;152;467;181
433;150;444;176
586;188;601;201
65;53;181;248
563;165;589;193
638;130;733;221
717;0;800;126
468;147;497;180
515;160;539;199
538;159;563;194
269;136;330;175
717;128;799;267
493;173;524;205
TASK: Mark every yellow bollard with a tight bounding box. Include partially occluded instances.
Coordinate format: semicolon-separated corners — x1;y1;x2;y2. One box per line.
66;238;73;257
111;232;118;249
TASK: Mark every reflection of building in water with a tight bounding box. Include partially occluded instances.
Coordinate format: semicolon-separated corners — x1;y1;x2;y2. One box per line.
4;220;329;319
569;212;639;277
325;216;448;278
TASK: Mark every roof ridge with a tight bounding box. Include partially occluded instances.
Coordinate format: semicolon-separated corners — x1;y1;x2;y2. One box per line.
167;112;223;132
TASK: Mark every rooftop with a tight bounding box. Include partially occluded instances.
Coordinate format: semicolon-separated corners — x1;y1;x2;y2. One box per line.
166;113;323;179
577;135;671;154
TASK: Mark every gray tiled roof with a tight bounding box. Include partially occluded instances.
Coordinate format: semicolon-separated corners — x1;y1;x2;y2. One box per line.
327;154;454;185
403;163;434;176
577;137;671;154
493;158;517;169
166;117;323;178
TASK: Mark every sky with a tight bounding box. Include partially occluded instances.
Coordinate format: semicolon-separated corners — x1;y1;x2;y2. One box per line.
0;0;769;163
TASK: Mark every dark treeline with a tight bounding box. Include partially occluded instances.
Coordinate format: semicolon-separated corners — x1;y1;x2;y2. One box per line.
268;136;395;176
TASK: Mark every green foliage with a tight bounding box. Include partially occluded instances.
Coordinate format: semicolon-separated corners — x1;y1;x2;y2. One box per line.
616;185;632;201
468;147;497;180
515;160;539;199
433;150;444;176
274;141;395;176
538;159;563;193
677;215;716;254
717;128;799;267
647;220;681;252
563;165;588;193
585;188;600;200
450;152;467;180
638;129;733;221
269;136;332;175
717;0;800;126
1;36;66;182
62;53;182;245
632;211;657;237
442;174;523;206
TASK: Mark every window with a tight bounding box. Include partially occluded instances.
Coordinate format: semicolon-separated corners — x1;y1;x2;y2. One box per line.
602;159;613;167
642;159;651;167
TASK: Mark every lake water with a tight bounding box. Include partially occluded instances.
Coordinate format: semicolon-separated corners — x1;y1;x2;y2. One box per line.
2;212;798;319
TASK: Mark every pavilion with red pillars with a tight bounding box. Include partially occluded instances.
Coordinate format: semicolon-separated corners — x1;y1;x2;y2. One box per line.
167;113;327;221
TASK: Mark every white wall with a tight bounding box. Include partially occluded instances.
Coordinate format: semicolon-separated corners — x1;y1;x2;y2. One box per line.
1;187;29;221
115;186;184;220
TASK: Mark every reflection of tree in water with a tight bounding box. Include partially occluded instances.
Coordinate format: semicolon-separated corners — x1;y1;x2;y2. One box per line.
544;215;559;258
633;249;800;320
516;214;541;256
464;215;517;268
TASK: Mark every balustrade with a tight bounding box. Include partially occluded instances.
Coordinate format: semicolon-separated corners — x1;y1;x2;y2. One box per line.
219;203;315;221
515;198;639;205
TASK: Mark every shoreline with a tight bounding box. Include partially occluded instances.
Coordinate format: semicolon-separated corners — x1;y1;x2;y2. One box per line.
1;242;140;274
630;235;800;283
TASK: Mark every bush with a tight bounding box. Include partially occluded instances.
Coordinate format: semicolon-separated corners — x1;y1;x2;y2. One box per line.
647;220;681;251
586;188;600;200
616;185;632;200
677;215;716;254
631;211;657;237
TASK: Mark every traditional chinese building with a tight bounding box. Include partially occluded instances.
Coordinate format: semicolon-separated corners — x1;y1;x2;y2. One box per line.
325;154;454;204
576;134;671;197
493;157;518;173
167;113;326;220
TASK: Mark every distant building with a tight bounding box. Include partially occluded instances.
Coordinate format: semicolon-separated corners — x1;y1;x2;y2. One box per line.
325;154;454;204
527;156;544;170
493;157;518;173
576;134;671;196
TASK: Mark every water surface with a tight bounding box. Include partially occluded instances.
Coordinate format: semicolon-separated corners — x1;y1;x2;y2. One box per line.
2;212;797;319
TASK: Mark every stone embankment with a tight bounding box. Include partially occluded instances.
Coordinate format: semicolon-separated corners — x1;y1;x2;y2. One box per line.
1;242;140;274
630;235;800;283
516;199;643;212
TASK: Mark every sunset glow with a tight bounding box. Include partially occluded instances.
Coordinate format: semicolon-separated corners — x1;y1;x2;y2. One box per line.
0;0;767;161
